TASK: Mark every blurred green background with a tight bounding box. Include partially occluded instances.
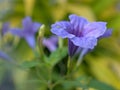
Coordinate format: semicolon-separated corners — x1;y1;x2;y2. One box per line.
0;0;120;90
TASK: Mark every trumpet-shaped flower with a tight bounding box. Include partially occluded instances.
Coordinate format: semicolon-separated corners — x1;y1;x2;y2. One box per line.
10;17;41;49
51;14;111;56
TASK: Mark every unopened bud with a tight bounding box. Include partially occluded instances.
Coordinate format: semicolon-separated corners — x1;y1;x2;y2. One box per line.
38;24;45;38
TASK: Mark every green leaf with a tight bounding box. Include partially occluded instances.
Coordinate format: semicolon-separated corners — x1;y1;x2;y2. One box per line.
62;77;115;90
61;76;89;89
61;75;115;90
89;79;115;90
46;47;67;67
62;80;87;90
20;61;39;69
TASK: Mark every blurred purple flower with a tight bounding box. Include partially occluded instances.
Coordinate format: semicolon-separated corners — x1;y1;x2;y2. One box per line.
1;22;10;36
42;36;58;52
51;14;111;57
10;17;41;49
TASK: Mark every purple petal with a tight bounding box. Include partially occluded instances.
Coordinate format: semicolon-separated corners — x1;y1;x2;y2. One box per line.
10;28;24;37
42;36;58;52
68;39;79;57
1;22;10;36
22;16;32;31
69;14;88;36
99;29;112;39
43;39;57;52
24;35;36;49
32;22;41;33
70;37;97;49
83;22;107;38
49;36;58;44
51;21;75;38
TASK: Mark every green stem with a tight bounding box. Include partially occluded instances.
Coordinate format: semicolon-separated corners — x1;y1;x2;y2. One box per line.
58;37;63;49
37;37;45;60
52;79;64;88
48;68;53;90
22;80;47;84
37;25;45;60
67;56;71;75
49;68;52;83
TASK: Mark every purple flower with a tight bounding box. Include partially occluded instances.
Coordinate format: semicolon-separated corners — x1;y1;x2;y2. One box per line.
51;14;111;57
42;36;58;52
1;22;10;36
99;29;112;39
10;17;41;49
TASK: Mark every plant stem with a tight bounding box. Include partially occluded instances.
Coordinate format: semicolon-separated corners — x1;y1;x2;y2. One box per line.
48;68;53;90
37;25;45;60
67;56;71;75
37;37;45;60
76;55;83;68
58;37;63;49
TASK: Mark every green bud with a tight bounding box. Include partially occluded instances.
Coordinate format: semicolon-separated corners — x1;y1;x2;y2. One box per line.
38;24;45;38
58;37;63;49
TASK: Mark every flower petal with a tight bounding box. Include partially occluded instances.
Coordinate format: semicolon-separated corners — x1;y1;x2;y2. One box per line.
48;36;58;44
83;22;107;38
1;22;10;36
51;21;75;38
10;28;24;37
33;22;41;33
70;37;97;49
43;38;57;52
42;36;58;52
99;29;112;39
24;35;36;49
69;14;88;36
22;16;32;30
